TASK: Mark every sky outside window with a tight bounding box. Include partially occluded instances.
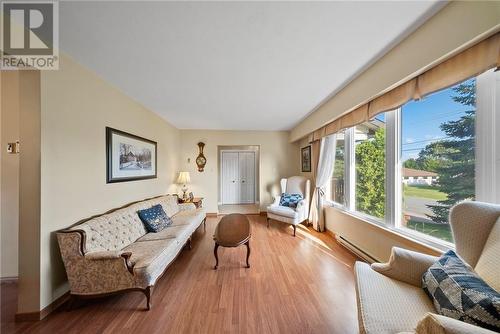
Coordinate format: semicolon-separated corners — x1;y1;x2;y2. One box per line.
401;79;474;162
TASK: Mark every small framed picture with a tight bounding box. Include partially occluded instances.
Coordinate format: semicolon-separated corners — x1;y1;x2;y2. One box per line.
106;127;157;183
301;145;311;172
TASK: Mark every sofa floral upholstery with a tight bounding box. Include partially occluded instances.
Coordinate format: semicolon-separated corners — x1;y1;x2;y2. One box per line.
57;195;206;309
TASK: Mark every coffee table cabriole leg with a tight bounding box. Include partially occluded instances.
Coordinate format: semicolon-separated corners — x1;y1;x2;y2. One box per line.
213;243;219;270
245;241;250;268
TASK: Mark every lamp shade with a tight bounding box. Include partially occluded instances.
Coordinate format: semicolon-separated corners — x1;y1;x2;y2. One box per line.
176;171;191;184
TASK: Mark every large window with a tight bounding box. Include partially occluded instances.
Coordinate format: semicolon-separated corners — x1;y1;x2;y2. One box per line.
400;79;476;243
355;116;385;220
325;69;498;248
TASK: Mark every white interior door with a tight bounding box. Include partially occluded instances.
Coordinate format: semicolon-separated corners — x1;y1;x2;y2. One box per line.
222;152;239;204
221;151;256;204
239;152;255;204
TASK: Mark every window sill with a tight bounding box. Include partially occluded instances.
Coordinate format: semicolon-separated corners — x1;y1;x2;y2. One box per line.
328;201;345;210
325;201;453;253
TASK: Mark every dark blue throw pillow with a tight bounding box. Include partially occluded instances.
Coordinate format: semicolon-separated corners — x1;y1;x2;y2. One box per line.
279;193;303;208
138;204;172;233
422;250;500;332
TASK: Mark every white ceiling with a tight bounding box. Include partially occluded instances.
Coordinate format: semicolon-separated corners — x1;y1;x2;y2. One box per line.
59;1;444;131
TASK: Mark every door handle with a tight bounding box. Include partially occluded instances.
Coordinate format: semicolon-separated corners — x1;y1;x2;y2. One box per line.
232;180;235;183
242;180;245;183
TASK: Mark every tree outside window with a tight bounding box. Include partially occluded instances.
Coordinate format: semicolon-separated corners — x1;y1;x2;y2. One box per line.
401;79;476;242
355;117;386;220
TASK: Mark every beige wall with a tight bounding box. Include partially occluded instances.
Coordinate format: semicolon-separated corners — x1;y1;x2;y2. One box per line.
1;71;20;278
290;1;500;141
179;130;299;213
37;54;181;310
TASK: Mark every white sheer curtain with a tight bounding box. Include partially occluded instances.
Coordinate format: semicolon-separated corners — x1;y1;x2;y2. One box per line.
309;134;337;232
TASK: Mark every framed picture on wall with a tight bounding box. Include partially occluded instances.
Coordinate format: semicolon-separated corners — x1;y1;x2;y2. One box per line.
301;145;311;172
106;127;157;183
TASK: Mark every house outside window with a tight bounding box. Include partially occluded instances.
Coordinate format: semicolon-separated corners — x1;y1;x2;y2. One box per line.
402;168;438;186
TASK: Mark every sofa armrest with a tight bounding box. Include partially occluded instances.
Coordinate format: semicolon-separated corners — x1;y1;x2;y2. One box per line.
57;230;136;295
85;250;134;274
85;250;127;260
371;247;439;287
178;203;196;211
415;313;497;334
271;196;281;206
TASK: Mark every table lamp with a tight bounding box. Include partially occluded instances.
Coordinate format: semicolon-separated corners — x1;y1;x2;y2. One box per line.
177;171;191;201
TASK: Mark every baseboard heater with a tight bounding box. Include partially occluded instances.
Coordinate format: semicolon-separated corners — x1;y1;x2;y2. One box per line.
335;235;379;264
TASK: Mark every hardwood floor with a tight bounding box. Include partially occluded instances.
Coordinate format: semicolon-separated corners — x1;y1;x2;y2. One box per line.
1;215;360;334
218;204;260;215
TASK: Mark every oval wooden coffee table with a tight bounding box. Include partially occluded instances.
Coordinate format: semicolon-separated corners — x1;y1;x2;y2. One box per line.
213;213;251;269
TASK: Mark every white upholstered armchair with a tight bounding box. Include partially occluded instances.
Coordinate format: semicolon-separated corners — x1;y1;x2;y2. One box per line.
355;201;500;334
266;176;310;236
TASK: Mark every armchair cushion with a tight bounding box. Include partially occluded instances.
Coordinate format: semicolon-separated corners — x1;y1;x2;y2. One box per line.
415;313;498;334
122;238;180;287
422;250;500;332
371;247;439;287
267;205;298;219
355;261;434;334
279;193;303;208
137;224;192;242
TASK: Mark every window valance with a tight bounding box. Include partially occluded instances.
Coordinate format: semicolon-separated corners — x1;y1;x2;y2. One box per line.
310;32;499;142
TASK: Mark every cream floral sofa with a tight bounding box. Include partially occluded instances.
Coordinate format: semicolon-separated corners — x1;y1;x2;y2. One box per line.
57;194;206;310
354;201;500;334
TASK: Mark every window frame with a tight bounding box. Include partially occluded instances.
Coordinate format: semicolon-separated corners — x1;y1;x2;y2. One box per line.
476;69;500;204
328;130;347;207
326;70;497;250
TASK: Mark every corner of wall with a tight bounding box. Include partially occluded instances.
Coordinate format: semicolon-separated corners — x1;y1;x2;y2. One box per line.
17;70;42;314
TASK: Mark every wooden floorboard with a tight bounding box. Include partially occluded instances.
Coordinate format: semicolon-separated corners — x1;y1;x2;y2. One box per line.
1;215;361;334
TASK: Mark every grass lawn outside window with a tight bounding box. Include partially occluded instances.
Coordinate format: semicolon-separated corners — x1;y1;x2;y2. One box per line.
406;219;453;243
403;185;452;242
403;185;447;201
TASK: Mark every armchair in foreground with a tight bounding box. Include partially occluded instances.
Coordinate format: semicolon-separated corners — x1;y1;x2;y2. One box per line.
355;201;500;334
